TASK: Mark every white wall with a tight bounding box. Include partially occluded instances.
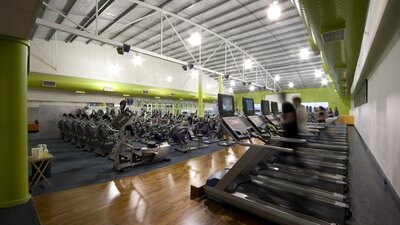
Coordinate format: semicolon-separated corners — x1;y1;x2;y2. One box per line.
28;88;124;107
350;17;400;196
352;0;388;91
29;39;223;94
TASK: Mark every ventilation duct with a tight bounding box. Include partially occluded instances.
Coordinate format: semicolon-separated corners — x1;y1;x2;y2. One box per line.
321;28;345;43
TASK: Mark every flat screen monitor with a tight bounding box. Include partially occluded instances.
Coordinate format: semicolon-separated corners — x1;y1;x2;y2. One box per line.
242;98;255;116
261;100;270;115
271;101;279;115
218;94;235;117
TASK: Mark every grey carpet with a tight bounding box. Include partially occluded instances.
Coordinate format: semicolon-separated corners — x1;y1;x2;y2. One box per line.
347;126;400;225
28;138;225;196
0;200;41;225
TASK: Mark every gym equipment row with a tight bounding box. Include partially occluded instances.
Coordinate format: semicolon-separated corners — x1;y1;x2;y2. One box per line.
205;94;351;225
57;100;226;172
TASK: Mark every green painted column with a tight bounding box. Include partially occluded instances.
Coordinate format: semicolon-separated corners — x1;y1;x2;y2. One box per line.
218;75;223;94
0;35;30;208
197;71;204;117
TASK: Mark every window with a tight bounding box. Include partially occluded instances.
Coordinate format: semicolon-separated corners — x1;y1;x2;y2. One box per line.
354;80;368;107
302;102;329;110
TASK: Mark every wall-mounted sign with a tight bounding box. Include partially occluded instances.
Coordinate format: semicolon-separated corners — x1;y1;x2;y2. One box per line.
103;86;114;92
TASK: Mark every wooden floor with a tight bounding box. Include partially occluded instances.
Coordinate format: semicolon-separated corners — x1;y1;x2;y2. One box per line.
33;145;264;225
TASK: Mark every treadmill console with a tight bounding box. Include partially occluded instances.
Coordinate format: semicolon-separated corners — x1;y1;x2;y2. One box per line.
221;116;252;140
266;114;280;126
247;115;268;133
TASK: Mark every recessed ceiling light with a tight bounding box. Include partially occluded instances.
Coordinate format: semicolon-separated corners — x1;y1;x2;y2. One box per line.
188;32;201;46
166;75;173;83
267;1;281;20
132;55;142;65
315;69;322;78
299;48;310;60
107;64;120;75
321;78;328;86
243;59;253;70
191;69;199;78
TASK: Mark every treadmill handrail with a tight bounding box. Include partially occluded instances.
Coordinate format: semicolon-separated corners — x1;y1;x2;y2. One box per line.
270;136;307;144
236;141;293;153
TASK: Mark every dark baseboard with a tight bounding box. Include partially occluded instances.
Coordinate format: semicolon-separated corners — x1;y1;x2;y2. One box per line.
353;126;400;212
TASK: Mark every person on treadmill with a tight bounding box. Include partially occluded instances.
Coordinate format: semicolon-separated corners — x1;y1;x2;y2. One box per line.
292;97;308;134
334;107;339;117
279;93;299;138
316;106;327;123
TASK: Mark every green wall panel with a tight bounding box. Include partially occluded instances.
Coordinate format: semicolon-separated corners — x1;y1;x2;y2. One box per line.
234;87;350;115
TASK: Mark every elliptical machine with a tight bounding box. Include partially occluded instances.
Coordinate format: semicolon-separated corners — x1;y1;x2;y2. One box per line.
112;124;171;172
57;113;68;139
63;114;75;142
95;100;134;157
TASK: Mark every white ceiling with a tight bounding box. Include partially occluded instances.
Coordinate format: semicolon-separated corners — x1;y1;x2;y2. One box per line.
31;0;327;92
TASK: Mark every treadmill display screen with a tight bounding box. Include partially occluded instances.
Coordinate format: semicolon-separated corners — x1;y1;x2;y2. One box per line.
218;94;235;117
242;98;255;116
261;100;270;115
271;101;279;115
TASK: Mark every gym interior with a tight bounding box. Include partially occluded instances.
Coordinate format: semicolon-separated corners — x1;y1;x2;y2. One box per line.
1;0;400;225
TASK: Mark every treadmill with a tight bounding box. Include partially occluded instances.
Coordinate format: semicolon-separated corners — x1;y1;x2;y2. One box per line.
242;98;349;188
268;101;348;141
206;94;350;225
260;100;348;152
243;98;348;164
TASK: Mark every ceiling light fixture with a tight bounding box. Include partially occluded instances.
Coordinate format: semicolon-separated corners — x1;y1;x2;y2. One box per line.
288;82;294;88
188;32;201;46
243;59;253;70
274;75;280;82
299;48;310;60
267;1;281;20
321;78;328;86
315;69;322;78
230;80;236;86
249;85;255;91
132;55;142;65
166;75;173;83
